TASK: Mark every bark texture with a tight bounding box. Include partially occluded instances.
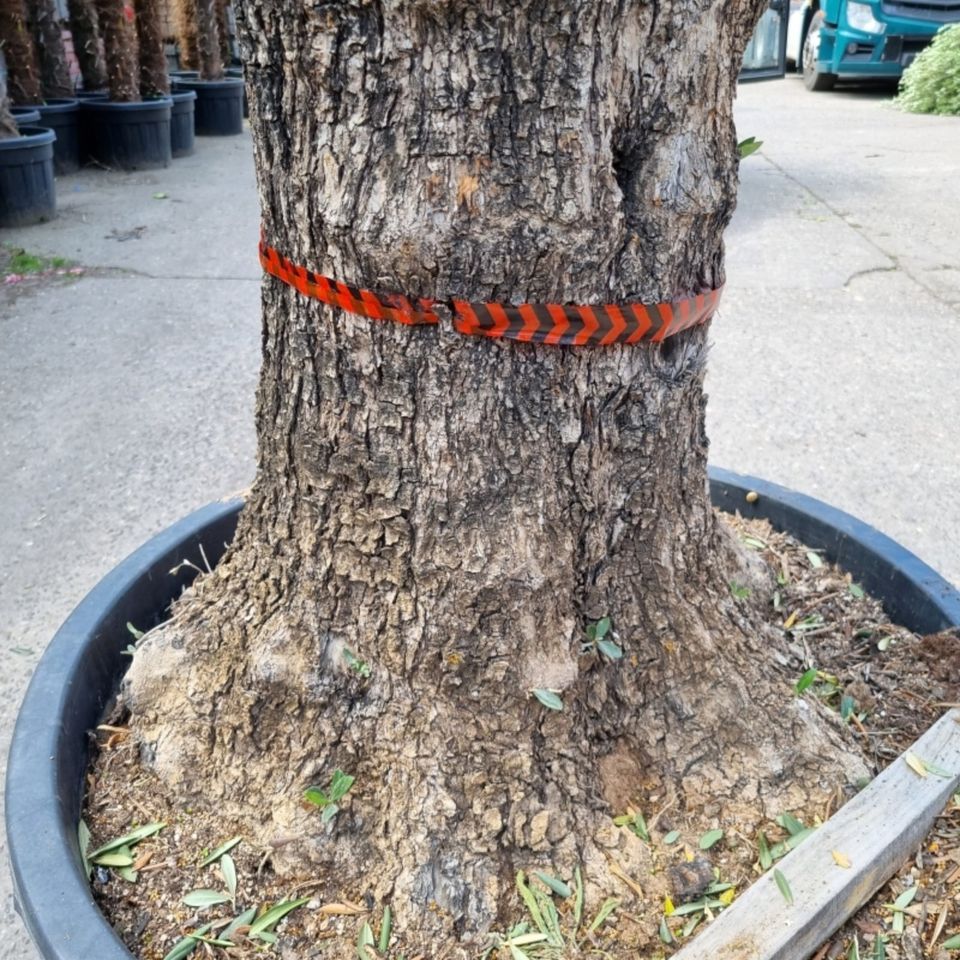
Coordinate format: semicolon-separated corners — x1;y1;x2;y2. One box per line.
194;0;220;77
0;62;18;137
171;0;197;69
125;1;868;953
94;0;138;100
0;0;42;104
135;0;167;96
66;0;107;91
30;0;72;97
214;0;229;64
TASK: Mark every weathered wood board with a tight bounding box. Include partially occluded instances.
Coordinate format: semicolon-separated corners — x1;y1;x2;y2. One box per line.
673;709;960;960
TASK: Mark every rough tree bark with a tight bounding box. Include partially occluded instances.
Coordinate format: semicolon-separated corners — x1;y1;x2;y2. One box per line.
66;0;107;91
193;0;220;77
171;0;197;69
30;0;73;97
125;1;868;954
214;0;229;65
0;0;42;104
135;0;167;96
93;0;138;101
0;60;18;137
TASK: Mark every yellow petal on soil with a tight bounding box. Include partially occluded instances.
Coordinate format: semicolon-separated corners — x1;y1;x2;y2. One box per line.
664;896;675;917
684;847;695;862
905;751;928;778
719;888;736;905
783;611;798;630
831;850;851;869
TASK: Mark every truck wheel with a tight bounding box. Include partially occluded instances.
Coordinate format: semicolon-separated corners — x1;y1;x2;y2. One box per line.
802;11;837;91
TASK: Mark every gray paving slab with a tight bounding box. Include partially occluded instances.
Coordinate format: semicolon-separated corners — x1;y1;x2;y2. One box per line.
1;75;959;960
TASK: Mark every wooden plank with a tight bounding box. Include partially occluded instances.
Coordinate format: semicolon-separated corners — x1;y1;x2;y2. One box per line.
672;709;960;960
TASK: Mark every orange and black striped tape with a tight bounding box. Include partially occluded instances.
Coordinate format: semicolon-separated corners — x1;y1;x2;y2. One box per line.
259;236;722;347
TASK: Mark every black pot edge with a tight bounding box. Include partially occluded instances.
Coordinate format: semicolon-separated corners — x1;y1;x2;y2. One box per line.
0;125;57;149
6;471;960;960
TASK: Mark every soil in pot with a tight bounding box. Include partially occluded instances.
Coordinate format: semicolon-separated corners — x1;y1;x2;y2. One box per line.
81;98;172;171
0;126;57;227
27;98;81;175
170;90;197;158
82;510;960;960
171;76;244;136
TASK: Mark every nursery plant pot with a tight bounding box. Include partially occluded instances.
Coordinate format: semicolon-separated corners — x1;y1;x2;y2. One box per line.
0;126;57;228
172;76;244;135
11;107;41;129
6;471;960;959
170;89;197;158
73;90;109;101
28;99;80;175
225;65;248;118
80;98;172;171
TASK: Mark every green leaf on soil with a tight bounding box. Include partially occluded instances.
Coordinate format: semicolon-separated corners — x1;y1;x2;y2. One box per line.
357;920;376;959
321;803;340;824
516;872;548;936
848;583;865;599
849;935;861;960
659;916;675;944
699;829;724;850
221;907;257;941
535;872;572;898
92;848;135;868
532;689;563;711
663;830;680;845
758;831;773;870
329;769;355;803
126;622;145;640
942;934;960;949
597;639;623;660
378;905;392;953
840;695;857;721
776;812;806;837
573;866;584;930
220;853;237;900
806;551;824;568
78;820;92;880
89;822;165;859
587;897;619;934
248;896;311;940
774;868;793;905
795;668;817;694
161;924;212;960
117;865;138;883
594;617;611;641
892;885;918;911
182;889;233;909
873;935;886;960
200;835;242;866
738;136;763;159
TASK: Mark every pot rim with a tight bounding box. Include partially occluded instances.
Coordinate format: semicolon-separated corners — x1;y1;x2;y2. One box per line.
6;471;959;959
0;126;57;150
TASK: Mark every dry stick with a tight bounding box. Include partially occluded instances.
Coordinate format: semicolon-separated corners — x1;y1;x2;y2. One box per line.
171;0;197;69
135;0;168;96
93;0;138;101
66;0;107;90
31;0;73;97
0;0;42;103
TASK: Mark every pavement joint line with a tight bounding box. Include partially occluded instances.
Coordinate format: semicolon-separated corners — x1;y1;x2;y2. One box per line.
760;152;960;316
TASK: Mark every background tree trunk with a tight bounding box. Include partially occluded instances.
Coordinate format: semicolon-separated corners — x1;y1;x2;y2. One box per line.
30;0;73;97
193;0;220;78
93;0;138;101
66;0;107;91
0;59;19;136
214;0;229;65
135;0;167;96
0;0;42;104
171;0;196;69
126;1;867;953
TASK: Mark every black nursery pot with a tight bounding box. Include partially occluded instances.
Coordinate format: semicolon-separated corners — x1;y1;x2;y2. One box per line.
81;97;172;171
11;107;41;129
225;65;248;118
172;76;244;135
28;98;80;175
170;89;197;158
7;470;960;960
0;126;56;228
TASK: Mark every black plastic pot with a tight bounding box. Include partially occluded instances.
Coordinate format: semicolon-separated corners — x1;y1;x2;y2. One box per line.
225;65;248;118
0;126;57;228
11;107;41;128
170;89;197;158
172;76;244;135
25;99;80;175
80;97;172;171
6;471;960;959
73;90;109;101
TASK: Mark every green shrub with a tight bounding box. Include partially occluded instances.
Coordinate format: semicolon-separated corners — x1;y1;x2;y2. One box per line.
895;24;960;115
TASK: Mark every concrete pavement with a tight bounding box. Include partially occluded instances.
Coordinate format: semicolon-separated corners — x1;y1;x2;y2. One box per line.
1;76;958;959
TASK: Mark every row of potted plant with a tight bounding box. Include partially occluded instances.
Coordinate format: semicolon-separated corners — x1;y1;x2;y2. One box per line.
0;0;245;228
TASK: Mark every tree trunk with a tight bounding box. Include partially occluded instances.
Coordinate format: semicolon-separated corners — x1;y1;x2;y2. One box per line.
171;0;196;70
93;0;138;101
0;61;19;137
214;0;228;65
30;0;73;97
135;0;167;96
66;0;107;91
0;0;42;104
125;1;868;953
193;0;219;78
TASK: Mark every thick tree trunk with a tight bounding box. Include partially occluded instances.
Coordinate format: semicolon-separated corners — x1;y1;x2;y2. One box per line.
135;0;167;96
0;0;42;104
171;0;197;69
214;0;229;65
0;64;18;137
30;0;73;97
66;0;107;91
126;1;868;953
194;0;219;77
93;0;138;101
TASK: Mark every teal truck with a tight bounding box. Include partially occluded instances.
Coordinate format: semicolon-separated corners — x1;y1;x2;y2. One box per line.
786;0;960;90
